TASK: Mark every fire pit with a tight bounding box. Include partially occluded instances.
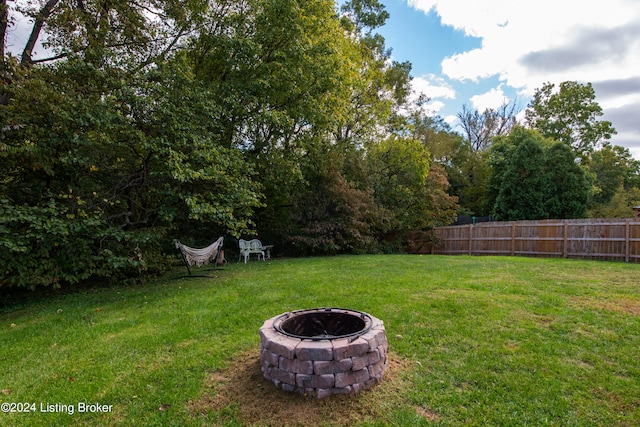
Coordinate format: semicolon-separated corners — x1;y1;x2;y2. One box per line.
259;308;388;398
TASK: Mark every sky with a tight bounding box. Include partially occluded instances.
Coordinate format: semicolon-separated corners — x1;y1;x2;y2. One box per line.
377;0;640;158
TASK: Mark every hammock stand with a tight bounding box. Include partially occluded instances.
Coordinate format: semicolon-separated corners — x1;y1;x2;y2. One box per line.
174;236;224;277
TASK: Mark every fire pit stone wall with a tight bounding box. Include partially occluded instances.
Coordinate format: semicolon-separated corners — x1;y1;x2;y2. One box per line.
259;309;388;399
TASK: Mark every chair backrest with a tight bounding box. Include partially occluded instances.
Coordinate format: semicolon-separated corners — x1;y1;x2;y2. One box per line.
239;239;249;251
248;239;263;251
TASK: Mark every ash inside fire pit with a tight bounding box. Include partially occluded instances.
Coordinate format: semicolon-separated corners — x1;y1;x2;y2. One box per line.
260;308;388;398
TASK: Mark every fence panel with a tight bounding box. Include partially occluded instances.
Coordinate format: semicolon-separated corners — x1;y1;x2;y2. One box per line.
429;218;640;263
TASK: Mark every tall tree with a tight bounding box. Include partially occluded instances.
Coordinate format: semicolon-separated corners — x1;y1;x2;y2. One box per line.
334;0;412;147
492;133;548;221
489;127;590;221
457;99;519;152
339;0;389;35
449;100;519;216
11;0;202;68
545;142;590;219
525;81;616;159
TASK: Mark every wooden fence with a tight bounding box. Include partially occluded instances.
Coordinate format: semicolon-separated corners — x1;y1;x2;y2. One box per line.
406;218;640;263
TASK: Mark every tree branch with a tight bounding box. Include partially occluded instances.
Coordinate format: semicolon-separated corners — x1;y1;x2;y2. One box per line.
21;0;61;66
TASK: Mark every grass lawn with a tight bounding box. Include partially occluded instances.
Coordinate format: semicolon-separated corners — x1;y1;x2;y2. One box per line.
1;255;639;426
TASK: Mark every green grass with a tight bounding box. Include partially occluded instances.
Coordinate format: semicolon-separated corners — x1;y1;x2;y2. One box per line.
1;255;639;426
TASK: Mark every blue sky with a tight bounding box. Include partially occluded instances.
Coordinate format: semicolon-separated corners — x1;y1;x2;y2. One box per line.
376;0;640;158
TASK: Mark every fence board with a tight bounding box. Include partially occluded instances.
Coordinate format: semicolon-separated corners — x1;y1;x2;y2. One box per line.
426;218;640;263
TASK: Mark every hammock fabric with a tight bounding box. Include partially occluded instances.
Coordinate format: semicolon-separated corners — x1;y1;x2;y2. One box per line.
175;236;224;276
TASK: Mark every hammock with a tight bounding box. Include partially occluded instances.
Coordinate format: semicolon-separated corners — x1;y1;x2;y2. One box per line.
174;236;224;276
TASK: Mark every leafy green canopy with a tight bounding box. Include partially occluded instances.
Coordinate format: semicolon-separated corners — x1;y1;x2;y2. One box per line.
489;127;591;221
1;0;462;288
0;57;260;288
525;81;616;159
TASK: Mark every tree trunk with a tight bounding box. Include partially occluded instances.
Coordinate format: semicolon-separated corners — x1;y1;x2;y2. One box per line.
21;0;60;66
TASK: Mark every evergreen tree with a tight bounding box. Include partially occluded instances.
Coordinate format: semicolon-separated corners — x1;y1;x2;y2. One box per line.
490;127;590;221
545;143;590;219
492;135;548;221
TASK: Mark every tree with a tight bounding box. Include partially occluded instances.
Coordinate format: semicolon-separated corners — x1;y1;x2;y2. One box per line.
9;0;201;68
589;187;640;218
545;142;590;219
525;81;616;159
366;136;431;231
252;0;428;252
492;132;549;221
489;127;590;221
587;145;639;206
334;0;412;148
457;100;519;152
0;56;261;288
407;114;461;220
446;100;519;216
289;147;379;255
340;0;389;35
587;145;640;217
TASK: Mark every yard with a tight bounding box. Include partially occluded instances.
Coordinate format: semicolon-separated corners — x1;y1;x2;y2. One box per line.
1;255;639;426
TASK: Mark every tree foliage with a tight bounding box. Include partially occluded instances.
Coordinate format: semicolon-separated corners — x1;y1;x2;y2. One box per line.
289;147;379;255
489;127;591;221
1;0;465;288
0;55;261;288
587;145;640;217
366;136;431;231
4;1;636;289
525;81;616;159
545;142;590;219
491;130;549;221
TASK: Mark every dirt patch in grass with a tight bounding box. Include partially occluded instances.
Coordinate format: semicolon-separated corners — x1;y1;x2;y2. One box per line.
571;297;640;316
415;406;441;422
189;347;414;426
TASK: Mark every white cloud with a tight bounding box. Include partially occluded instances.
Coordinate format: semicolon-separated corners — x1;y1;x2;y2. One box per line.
405;75;456;116
407;0;640;155
443;114;458;127
470;86;507;111
411;74;456;100
425;100;446;115
408;0;640;93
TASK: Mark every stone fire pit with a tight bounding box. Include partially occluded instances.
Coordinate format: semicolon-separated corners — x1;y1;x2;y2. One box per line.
259;308;388;398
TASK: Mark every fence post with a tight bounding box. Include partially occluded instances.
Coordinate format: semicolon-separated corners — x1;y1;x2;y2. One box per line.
563;220;568;258
511;223;516;256
625;219;630;263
